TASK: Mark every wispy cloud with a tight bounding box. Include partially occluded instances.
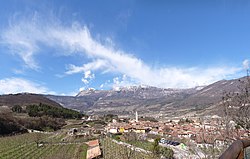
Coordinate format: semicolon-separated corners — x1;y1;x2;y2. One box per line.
243;59;249;70
1;13;243;89
2;14;41;70
65;59;110;74
0;77;54;94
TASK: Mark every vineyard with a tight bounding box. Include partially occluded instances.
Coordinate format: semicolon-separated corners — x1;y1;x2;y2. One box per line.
0;133;87;159
101;138;153;159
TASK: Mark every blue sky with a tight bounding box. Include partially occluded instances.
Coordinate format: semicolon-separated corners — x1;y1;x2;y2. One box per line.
0;0;249;95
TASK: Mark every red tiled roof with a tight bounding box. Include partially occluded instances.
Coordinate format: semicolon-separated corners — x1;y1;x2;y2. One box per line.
86;139;99;147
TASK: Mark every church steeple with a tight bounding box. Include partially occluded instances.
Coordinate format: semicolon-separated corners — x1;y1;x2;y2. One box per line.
135;111;138;122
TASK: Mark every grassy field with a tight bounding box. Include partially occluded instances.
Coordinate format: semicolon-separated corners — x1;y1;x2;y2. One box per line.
0;133;88;159
101;138;153;159
127;140;154;151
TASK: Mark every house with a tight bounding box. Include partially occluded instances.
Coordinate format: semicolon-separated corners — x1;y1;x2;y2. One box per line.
214;137;225;147
78;127;91;136
85;139;101;159
109;127;118;134
149;128;159;135
68;128;78;136
118;127;125;133
123;125;133;133
132;125;146;133
177;131;189;138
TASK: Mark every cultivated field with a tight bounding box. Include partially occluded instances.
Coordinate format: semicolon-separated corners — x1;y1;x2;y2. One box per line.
0;133;87;159
101;138;153;159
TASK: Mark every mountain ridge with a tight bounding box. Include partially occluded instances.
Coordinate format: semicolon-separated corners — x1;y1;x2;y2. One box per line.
47;77;247;117
0;93;62;108
1;77;247;118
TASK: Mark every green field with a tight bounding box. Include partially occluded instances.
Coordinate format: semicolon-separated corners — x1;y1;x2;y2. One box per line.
101;138;153;159
127;140;154;151
0;133;87;159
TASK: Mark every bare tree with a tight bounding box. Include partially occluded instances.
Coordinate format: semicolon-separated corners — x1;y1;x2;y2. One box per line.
34;132;43;148
224;73;250;133
119;132;138;159
232;76;250;131
118;144;136;159
221;91;233;138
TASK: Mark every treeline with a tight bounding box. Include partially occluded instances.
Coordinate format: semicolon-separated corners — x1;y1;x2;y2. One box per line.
0;103;83;135
20;116;65;131
0;113;27;135
26;103;83;119
0;113;66;135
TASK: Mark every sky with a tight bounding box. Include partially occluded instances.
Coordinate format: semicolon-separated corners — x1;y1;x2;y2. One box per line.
0;0;250;95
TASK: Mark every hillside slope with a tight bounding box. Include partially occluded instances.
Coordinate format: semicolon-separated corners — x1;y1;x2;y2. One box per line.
0;93;62;108
47;77;247;117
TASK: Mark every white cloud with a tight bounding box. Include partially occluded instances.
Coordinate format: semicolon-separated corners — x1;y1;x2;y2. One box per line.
12;69;25;75
81;79;89;85
243;59;249;70
81;70;95;85
79;87;86;92
100;84;104;89
1;15;42;70
112;75;138;88
0;78;54;94
1;14;243;89
65;59;109;75
84;70;94;79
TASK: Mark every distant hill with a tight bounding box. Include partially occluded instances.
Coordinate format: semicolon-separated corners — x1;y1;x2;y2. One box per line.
0;93;82;135
47;77;248;117
0;93;62;108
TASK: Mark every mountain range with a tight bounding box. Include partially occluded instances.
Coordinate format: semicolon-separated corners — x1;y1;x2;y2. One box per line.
0;77;247;118
45;77;247;118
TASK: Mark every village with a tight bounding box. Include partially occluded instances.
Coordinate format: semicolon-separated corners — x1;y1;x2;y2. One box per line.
68;112;250;159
